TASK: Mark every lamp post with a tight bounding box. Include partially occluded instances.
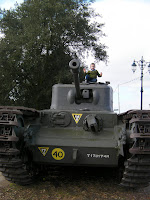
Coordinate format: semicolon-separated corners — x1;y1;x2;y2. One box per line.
132;56;150;110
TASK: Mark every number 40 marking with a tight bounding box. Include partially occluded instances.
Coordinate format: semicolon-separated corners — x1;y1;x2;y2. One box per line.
52;148;65;160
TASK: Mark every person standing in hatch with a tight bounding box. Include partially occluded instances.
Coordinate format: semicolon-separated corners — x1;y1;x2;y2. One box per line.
83;63;102;83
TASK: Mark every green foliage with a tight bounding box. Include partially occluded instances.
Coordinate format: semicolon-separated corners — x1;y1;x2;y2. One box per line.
0;0;107;109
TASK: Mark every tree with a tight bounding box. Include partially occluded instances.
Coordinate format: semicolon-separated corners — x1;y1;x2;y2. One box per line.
0;0;107;109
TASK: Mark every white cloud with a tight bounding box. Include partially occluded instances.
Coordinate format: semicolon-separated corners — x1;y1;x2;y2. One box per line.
0;0;23;10
92;0;150;112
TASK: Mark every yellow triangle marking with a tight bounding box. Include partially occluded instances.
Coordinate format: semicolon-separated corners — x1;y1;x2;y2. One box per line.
38;147;49;156
72;113;82;124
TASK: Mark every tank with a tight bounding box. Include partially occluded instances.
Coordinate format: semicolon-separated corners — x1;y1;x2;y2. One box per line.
0;59;150;188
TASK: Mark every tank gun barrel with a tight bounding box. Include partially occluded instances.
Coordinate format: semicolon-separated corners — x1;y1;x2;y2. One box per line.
69;59;82;100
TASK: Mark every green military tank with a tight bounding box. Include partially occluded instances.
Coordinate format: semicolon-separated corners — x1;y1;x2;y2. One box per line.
0;59;150;188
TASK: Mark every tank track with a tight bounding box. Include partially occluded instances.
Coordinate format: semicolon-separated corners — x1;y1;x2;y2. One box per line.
0;106;38;185
0;157;32;185
120;110;150;188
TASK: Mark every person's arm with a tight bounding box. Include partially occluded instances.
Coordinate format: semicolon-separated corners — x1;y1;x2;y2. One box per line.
83;68;90;75
83;68;87;75
83;68;86;73
97;70;102;77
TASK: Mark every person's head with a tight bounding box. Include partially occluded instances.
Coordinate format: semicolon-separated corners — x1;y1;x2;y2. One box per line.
90;63;95;70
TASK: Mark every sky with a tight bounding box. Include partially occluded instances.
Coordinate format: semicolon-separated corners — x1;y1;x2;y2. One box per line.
93;0;150;113
0;0;150;113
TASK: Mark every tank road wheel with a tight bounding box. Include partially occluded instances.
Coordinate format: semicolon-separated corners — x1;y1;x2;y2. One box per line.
120;110;150;188
0;107;38;185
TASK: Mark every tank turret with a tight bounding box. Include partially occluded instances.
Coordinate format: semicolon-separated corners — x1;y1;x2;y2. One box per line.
51;59;113;111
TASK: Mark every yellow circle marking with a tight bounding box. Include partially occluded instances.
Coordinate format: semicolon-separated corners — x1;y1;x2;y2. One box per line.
52;148;65;160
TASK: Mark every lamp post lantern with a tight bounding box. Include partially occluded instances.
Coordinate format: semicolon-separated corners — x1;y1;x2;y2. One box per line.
132;56;150;110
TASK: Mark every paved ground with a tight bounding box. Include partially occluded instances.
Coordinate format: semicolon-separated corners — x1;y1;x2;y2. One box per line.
0;170;150;200
0;172;10;188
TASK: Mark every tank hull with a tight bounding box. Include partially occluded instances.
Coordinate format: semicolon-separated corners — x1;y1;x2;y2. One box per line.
31;127;119;167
